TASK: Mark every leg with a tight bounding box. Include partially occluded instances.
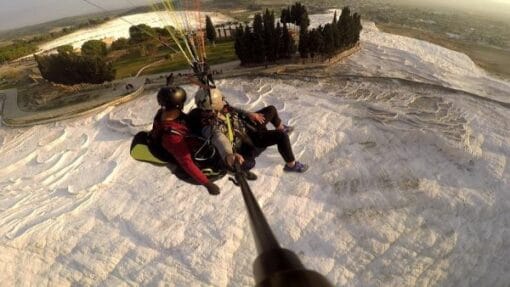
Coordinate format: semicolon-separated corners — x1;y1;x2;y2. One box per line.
250;130;295;163
254;105;283;130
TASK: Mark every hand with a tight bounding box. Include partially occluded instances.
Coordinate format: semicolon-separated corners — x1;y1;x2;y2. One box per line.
204;181;220;195
226;153;245;167
248;112;265;124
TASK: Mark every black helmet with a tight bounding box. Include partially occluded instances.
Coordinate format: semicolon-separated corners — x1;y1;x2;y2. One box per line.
157;86;187;110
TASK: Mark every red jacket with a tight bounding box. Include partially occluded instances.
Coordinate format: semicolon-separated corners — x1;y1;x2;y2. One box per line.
152;111;209;185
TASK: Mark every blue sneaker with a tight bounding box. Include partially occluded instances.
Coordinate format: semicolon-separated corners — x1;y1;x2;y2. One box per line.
283;161;309;173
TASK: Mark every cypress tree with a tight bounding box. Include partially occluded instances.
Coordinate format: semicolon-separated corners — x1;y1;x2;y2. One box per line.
263;9;276;62
280;7;290;24
291;4;297;25
338;7;352;49
281;23;293;58
353;13;363;44
275;22;282;61
309;28;324;60
332;18;340;49
298;21;309;59
205;15;217;44
322;23;335;57
234;25;247;65
243;25;254;64
252;13;266;63
300;10;310;30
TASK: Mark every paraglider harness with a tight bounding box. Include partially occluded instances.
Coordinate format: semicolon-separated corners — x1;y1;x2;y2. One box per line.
158;126;217;164
146;112;223;179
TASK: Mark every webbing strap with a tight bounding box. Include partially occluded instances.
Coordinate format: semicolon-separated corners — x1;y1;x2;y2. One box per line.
163;127;184;137
225;113;235;144
202;168;221;176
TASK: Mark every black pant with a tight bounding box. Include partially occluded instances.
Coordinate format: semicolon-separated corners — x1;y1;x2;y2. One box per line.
252;105;282;131
247;106;295;163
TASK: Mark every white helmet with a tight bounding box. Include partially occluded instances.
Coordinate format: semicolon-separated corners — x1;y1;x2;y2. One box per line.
195;88;226;111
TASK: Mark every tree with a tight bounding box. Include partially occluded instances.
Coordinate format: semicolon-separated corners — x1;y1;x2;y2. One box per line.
35;53;115;85
298;21;309;59
243;25;254;64
57;45;74;54
280;7;291;24
252;13;266;63
154;27;170;37
234;25;245;64
263;9;277;62
308;29;324;59
351;13;363;45
332;18;340;49
110;38;129;51
322;24;335;56
206;15;217;44
290;2;308;27
81;40;107;57
299;10;310;30
129;24;154;43
274;22;282;61
290;4;298;25
337;7;352;49
280;23;295;59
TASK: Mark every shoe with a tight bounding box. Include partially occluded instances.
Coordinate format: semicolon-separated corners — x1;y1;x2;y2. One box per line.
204;182;220;195
283;161;308;173
244;171;258;181
281;125;294;135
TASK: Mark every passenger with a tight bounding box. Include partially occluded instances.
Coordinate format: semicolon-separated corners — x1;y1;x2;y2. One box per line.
151;87;221;195
189;88;308;175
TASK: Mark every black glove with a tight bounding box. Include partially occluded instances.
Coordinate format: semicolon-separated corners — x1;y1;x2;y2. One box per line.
204;182;220;196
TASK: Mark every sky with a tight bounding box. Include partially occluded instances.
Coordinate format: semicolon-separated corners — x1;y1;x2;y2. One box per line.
0;0;510;31
0;0;148;31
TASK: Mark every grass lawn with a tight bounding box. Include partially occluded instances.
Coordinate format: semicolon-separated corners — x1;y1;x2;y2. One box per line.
113;56;154;79
113;41;237;79
378;23;510;80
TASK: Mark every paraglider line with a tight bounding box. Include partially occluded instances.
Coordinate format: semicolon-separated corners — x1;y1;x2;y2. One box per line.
77;0;180;54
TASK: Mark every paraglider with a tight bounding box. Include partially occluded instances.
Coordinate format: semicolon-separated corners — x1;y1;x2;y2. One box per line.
130;86;225;195
190;87;308;174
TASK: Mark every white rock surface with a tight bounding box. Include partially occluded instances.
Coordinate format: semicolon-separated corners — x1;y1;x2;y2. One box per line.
1;10;509;287
39;11;236;51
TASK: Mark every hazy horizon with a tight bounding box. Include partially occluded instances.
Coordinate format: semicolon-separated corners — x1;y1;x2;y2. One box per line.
0;0;510;31
0;0;148;31
387;0;510;16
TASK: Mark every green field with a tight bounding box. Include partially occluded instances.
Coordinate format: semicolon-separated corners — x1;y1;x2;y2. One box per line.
113;41;237;79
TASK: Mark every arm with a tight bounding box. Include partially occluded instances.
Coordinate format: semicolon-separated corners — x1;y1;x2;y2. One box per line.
230;106;265;125
162;133;209;185
230;106;249;118
202;125;233;162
